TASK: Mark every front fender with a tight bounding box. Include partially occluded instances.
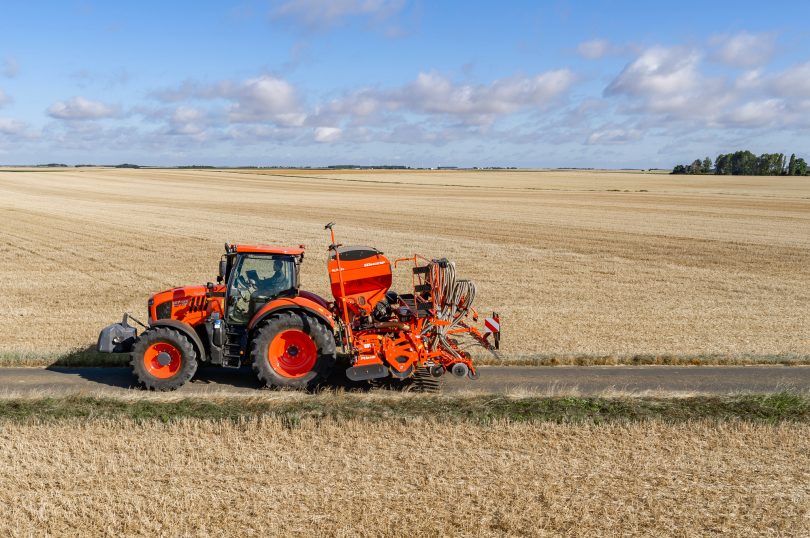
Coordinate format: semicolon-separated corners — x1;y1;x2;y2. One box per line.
248;296;335;332
149;319;207;362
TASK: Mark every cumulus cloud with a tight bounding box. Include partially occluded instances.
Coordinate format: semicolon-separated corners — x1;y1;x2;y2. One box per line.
320;70;576;126
405;70;575;117
0;118;25;135
771;61;810;98
313;126;341;142
168;106;207;135
724;99;785;127
224;76;306;126
47;96;118;120
600;42;810;136
711;32;775;69
2;56;19;78
225;125;290;144
155;75;306;127
586;128;641;145
272;0;405;28
576;39;612;60
606;47;700;100
152;69;575;145
604;46;729;117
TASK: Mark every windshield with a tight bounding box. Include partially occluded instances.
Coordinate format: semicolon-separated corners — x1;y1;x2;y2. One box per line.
227;254;295;324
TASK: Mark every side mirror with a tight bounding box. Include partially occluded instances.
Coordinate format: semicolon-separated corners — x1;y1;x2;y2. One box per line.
218;259;227;283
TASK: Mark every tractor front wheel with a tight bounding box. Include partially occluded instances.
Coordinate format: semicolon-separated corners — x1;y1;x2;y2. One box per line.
251;312;335;389
131;327;198;391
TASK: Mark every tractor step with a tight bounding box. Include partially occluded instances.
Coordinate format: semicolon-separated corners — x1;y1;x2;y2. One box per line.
221;327;245;368
221;355;241;368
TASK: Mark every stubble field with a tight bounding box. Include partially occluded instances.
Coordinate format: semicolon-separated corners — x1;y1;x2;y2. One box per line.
0;414;807;536
1;168;809;535
0;167;809;364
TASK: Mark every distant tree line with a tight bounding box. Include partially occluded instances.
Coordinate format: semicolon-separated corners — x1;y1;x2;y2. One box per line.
672;151;809;176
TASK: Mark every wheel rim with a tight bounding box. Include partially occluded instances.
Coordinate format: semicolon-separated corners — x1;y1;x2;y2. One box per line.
268;329;318;378
143;342;182;379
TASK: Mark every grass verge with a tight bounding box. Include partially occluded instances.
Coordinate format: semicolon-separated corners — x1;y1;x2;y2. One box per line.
0;392;808;424
475;352;810;366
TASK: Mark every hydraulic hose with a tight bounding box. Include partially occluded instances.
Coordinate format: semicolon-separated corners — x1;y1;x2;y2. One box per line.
423;260;477;359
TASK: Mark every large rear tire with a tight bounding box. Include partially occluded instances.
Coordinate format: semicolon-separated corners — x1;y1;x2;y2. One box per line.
131;327;198;391
251;311;336;389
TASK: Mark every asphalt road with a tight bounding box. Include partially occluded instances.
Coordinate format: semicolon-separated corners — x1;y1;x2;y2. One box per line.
0;365;808;396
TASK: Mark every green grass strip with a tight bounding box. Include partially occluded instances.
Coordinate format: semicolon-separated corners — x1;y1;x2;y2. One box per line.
0;393;808;425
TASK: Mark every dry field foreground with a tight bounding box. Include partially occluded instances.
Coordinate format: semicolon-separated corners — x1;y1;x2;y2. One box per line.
0;167;809;361
0;418;806;536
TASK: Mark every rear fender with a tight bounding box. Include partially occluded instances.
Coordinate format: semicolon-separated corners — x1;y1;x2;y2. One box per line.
248;296;335;332
149;319;207;362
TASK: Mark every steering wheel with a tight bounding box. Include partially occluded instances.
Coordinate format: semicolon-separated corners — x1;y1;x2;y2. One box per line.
234;273;257;300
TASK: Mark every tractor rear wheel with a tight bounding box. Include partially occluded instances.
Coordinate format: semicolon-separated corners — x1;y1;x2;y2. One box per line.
131;327;198;391
251;311;336;389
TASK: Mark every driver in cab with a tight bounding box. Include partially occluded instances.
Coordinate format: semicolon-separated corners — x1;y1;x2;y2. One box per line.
231;258;290;324
256;259;288;296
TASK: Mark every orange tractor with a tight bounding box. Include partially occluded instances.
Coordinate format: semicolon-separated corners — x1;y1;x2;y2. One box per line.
97;223;499;391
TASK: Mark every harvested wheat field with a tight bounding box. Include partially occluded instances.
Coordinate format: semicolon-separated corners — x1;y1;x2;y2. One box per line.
0;167;809;364
0;417;807;536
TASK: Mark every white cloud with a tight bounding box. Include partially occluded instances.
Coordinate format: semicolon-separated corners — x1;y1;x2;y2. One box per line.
272;0;405;28
602;43;810;134
225;125;290;144
47;96;118;120
586;128;640;145
725;99;785;127
2;56;19;78
314;126;342;142
168;106;206;135
711;32;775;69
735;69;763;90
225;76;306;126
155;75;307;127
0;118;25;135
604;46;730;117
606;47;700;99
772;61;810;98
0;89;10;107
320;70;576;126
406;70;575;117
577;39;611;60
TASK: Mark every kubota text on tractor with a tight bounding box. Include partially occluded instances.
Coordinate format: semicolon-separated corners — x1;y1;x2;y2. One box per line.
97;224;500;391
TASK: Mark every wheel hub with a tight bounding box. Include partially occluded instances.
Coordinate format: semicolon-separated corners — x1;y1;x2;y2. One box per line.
268;329;318;378
156;351;172;366
143;342;182;379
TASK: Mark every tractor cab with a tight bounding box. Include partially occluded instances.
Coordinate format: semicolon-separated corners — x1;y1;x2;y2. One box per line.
220;244;305;325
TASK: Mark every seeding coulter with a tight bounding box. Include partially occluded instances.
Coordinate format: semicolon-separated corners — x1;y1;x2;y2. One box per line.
98;223;499;391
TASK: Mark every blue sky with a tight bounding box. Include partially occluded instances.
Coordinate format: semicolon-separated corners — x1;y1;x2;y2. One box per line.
1;0;809;167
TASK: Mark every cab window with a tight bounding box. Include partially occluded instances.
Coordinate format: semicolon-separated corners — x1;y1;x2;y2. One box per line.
227;255;295;324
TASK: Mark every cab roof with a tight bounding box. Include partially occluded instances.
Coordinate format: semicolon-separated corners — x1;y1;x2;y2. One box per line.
228;244;305;256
